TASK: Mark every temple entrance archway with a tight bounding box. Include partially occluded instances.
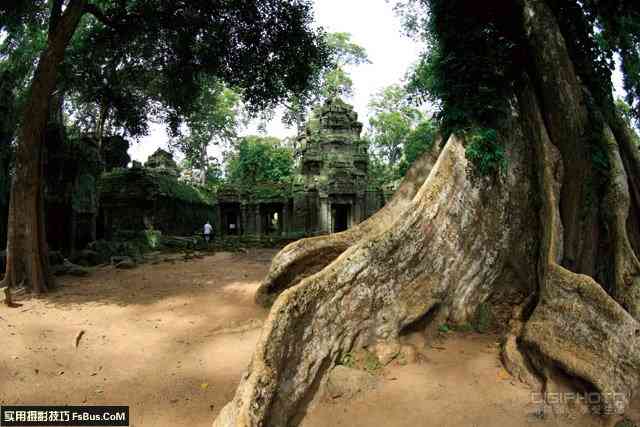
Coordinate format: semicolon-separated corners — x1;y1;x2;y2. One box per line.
331;204;351;233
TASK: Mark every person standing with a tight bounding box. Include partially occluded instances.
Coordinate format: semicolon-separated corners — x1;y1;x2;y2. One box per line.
204;221;213;247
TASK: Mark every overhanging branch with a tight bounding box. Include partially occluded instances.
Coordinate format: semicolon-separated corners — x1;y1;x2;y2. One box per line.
84;3;118;29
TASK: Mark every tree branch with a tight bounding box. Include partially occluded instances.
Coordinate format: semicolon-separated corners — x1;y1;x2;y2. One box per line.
84;3;118;29
49;0;65;36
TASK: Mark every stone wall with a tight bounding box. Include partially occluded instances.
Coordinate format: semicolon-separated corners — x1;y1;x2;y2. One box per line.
44;126;103;253
99;161;215;238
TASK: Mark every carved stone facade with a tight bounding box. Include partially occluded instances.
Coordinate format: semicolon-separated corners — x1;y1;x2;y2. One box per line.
213;98;385;237
293;97;381;234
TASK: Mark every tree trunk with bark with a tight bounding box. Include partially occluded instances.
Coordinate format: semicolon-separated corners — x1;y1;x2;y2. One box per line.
1;0;86;294
214;0;640;425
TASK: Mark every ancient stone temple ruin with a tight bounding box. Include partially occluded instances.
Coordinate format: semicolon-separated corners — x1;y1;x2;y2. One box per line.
213;97;385;237
99;148;214;238
99;98;386;240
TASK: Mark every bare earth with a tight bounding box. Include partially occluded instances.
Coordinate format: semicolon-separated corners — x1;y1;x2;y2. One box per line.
1;250;638;427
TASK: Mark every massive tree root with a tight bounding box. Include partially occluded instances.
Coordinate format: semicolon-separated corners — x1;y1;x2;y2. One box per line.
518;80;640;416
215;127;540;426
255;143;441;307
215;0;640;425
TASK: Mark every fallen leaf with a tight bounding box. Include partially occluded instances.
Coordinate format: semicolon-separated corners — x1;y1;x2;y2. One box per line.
200;383;209;390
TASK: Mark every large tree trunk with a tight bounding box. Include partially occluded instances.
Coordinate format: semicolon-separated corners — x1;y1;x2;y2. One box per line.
214;0;640;425
2;0;86;294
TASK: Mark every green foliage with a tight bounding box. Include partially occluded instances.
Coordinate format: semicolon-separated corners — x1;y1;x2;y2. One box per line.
398;120;437;176
5;0;330;140
362;350;382;373
282;32;370;129
100;167;214;207
437;324;450;333
226;136;294;187
616;98;640;145
340;352;356;368
464;128;507;177
0;6;48;141
582;1;640;122
452;323;474;333
403;0;523;135
368;154;400;188
365;84;437;183
398;0;640;149
154;174;213;206
368;84;425;167
322;32;370;99
615;418;637;427
338;350;381;373
143;229;162;250
169;78;242;182
101;135;130;171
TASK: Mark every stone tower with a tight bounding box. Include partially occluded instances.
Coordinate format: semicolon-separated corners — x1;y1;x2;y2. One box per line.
294;97;379;234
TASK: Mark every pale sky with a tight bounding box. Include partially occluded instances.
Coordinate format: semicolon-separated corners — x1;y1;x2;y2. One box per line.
130;0;423;163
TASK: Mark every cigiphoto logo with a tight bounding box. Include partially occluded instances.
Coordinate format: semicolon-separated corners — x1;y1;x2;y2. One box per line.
530;391;626;416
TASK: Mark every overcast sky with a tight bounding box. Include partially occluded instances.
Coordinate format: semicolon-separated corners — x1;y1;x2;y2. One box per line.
129;0;423;163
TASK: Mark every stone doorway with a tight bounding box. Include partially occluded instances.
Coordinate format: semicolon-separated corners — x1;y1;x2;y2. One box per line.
260;203;283;236
220;203;241;235
332;204;351;233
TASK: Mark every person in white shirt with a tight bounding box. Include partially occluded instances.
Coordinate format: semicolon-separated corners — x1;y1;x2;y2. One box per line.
204;221;213;244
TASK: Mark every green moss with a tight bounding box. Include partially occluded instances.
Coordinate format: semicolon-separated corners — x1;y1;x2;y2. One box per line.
340;352;355;368
154;173;214;205
214;181;293;202
144;229;162;249
452;323;474;333
438;324;450;333
100;167;214;206
362;350;382;373
473;302;493;333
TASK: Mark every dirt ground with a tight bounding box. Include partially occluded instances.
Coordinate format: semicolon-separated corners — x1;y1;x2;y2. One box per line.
303;333;639;427
1;250;638;427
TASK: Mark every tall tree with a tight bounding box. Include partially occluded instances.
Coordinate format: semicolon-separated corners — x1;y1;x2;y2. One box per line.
225;136;294;186
367;84;426;167
282;32;370;130
169;79;242;185
214;1;640;425
1;0;328;294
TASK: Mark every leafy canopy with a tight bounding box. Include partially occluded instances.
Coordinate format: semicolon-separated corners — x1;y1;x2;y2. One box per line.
396;0;640;174
2;0;330;141
365;84;436;182
367;84;425;166
282;32;370;129
226;136;294;187
169;78;242;182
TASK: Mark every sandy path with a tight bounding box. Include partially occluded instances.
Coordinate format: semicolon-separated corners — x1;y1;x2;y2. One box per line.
0;251;273;427
1;249;638;427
